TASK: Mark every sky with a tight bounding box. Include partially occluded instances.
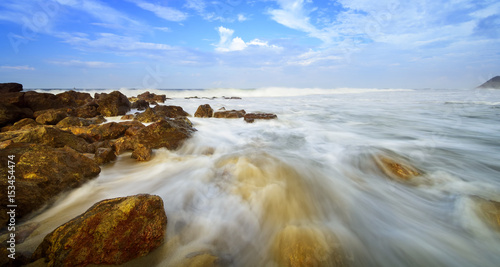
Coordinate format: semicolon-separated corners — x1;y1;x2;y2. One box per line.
0;0;499;89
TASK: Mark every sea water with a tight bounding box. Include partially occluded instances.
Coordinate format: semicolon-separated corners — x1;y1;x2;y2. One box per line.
19;87;500;266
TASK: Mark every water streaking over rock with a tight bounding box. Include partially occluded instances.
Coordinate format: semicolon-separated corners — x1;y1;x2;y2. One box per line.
14;87;500;266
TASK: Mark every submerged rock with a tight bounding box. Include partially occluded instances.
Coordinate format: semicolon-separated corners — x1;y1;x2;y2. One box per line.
194;104;214;118
244;113;277;123
472;197;500;232
32;194;167;267
373;154;422;183
95;91;131;116
0;143;100;227
213;109;246;119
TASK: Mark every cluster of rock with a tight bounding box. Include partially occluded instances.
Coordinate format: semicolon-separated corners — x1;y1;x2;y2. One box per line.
193;103;277;123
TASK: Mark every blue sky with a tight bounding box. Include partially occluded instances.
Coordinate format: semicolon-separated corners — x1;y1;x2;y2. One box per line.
0;0;499;89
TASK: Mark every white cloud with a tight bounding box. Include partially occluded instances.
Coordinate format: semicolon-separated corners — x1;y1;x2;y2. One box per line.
238;14;247;22
215;26;282;52
49;60;115;68
132;0;187;22
0;65;35;70
61;32;173;51
155;27;171;32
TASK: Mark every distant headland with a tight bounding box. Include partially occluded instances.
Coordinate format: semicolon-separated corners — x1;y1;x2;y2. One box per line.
477;76;500;89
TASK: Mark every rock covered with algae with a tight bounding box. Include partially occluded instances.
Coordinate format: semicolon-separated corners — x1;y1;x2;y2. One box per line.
31;194;167;267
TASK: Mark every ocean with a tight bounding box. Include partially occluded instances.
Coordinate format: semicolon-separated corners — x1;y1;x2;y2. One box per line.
19;87;500;266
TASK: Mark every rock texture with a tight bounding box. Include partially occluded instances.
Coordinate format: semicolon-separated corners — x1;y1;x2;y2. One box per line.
477;76;500;89
213;109;246;119
0;103;31;127
244;113;277;123
95;91;131;116
374;155;422;183
194;104;214;118
0;82;23;93
0;143;100;227
31;194;167;267
473;197;500;232
35;109;68;125
94;147;117;165
138;91;167;103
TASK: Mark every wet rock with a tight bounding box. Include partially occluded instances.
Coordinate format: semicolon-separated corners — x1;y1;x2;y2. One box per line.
120;120;146;136
7;118;39;131
24;91;67;112
113;137;134;154
153;105;190;118
0;92;26;107
244;113;277;123
0;125;93;153
473;197;500;232
94;147;116;165
374;154;422;183
132;144;152;161
138;91;167;103
213;109;246;118
66;122;128;142
31;194;167;266
0;82;23;93
0;143;100;227
56;116;98;128
131;99;150;110
121;114;135;120
70;103;100;118
272;225;347;267
56;90;93;107
194;104;214;118
35;109;68;125
95;91;131;116
0;103;30;127
135;107;162;123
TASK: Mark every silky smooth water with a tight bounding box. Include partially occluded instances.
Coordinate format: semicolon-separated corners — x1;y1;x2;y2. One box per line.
20;87;500;266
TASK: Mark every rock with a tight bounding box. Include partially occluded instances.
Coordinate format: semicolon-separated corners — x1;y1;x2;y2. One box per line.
244;113;277;123
153;105;190;118
56;90;93;107
113;137;134;155
373;154;422;182
131;99;150;110
0;82;23;93
213;110;246;118
8;118;39;131
222;96;241;99
95;91;131;116
31;194;167;266
138;91;167;103
24;91;67;112
0;103;31;127
0;92;26;107
94;147;116;165
194;104;214;118
0;143;100;227
135;107;162;123
35;109;68;125
132;144;152;161
120;120;146;136
472;197;500;232
70;103;100;118
66;122;127;142
121;114;135;120
477;76;500;89
0;125;94;153
272;225;347;267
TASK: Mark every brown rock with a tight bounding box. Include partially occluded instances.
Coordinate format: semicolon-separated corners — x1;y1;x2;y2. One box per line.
374;154;422;182
244;113;277;123
24;91;67;112
153;105;190;118
0;82;23;93
473;197;500;232
113;137;134;154
132;144;152;161
131;99;150;110
0;125;94;153
94;147;117;165
70;103;100;118
0;143;100;227
0;103;31;127
135;107;162;123
66;122;128;142
194;104;214;118
8;118;39;131
120;121;146;137
56;90;93;107
121;114;135;120
132;119;195;150
138;91;167;103
35;109;68;125
213;110;246;118
95;91;131;116
31;194;167;267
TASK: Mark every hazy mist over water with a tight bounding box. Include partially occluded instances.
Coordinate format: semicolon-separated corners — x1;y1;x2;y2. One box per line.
19;87;500;266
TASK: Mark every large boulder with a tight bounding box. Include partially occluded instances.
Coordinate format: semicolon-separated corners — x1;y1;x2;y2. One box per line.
214;109;246;118
65;122;128;142
0;103;31;127
137;91;167;103
0;126;94;153
194;104;214;118
56;90;93;107
95;91;131;116
131;99;149;110
0;82;22;93
23;91;66;112
70;102;100;118
35;109;68;125
31;194;167;266
244;113;277;123
135;107;162;123
0;143;101;227
152;105;190;118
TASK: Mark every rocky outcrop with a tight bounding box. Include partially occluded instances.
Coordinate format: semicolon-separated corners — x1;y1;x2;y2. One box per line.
132;144;152;161
95;91;131;116
213;109;246;118
119;120;146;136
56;116;106;128
94;147;116;165
0;103;31;127
0;82;23;93
23;91;66;112
0;126;94;153
0;143;100;227
70;103;100;118
65;122;128;142
31;194;167;267
153;105;190;118
138;91;167;103
244;113;277;123
7;118;39;131
131;99;149;110
477;76;500;89
35;109;68;125
56;90;93;107
194;104;214;118
135;107;162;123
